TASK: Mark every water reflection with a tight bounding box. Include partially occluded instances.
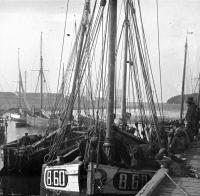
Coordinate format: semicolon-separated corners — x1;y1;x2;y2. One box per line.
6;121;45;143
0;121;43;196
0;176;40;196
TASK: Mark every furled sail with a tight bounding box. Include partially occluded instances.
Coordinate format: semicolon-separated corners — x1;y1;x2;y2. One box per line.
18;66;32;112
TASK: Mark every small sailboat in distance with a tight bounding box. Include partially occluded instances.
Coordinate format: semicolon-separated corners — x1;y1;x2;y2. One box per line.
10;48;27;127
26;32;59;129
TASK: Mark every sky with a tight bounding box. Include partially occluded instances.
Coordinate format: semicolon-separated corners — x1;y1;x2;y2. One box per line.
0;0;200;102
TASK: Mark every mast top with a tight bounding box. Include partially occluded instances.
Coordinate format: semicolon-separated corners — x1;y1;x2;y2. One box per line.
40;32;43;58
185;36;188;48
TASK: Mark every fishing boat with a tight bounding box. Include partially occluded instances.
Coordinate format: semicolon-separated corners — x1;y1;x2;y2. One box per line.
2;133;43;175
26;33;59;129
1;124;87;175
10;49;27;127
26;113;49;129
40;0;168;195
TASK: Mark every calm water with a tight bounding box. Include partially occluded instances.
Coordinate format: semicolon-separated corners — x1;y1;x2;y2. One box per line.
0;121;45;196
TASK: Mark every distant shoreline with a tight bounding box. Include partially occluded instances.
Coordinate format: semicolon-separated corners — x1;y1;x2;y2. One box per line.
0;91;184;111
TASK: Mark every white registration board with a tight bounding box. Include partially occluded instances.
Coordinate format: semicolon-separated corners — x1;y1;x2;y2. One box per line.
44;163;80;192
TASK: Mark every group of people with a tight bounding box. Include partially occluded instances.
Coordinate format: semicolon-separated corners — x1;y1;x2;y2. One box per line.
168;96;200;154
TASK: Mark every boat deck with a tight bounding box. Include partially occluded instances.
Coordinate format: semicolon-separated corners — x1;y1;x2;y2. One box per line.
136;139;200;196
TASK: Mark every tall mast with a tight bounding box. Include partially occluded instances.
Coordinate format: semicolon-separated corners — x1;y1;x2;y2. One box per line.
67;0;90;121
61;64;65;111
18;48;22;108
24;70;27;94
104;0;117;159
77;72;81;123
40;32;43;111
75;16;81;123
180;37;188;121
121;0;129;123
197;73;200;108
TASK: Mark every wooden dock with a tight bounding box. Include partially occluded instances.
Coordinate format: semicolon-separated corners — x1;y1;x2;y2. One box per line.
136;139;200;196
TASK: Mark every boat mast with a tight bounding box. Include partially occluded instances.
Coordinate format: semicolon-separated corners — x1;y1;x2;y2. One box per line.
180;37;188;121
67;0;90;121
61;64;65;111
75;18;81;123
24;70;27;95
40;32;43;111
197;73;200;108
77;74;81;123
104;0;117;159
121;0;129;123
18;48;22;109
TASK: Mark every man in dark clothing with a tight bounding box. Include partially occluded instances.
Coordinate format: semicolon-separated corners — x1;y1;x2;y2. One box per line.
111;133;131;167
20;133;31;146
133;144;161;169
185;97;198;139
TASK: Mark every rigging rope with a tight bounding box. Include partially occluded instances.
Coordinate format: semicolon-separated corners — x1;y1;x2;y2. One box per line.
155;0;164;120
129;1;162;146
47;0;102;161
165;172;190;196
136;0;163;120
54;0;70;109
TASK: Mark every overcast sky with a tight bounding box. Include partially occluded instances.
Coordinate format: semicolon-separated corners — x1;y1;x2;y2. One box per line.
0;0;200;102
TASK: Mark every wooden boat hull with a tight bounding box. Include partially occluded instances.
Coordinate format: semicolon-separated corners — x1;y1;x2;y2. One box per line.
40;162;154;196
26;114;49;128
27;114;59;129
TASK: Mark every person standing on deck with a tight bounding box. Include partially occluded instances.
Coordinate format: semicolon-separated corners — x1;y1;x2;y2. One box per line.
20;133;31;146
196;107;200;137
185;97;198;140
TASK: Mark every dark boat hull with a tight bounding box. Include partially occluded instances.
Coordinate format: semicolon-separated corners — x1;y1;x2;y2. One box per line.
1;132;81;175
15;122;27;128
2;134;45;175
3;146;48;175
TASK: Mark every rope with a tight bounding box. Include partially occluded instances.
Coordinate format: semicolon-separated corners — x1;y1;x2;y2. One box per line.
155;0;164;120
165;172;190;196
55;0;70;106
129;1;162;146
47;0;105;161
128;31;146;125
136;0;163;122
